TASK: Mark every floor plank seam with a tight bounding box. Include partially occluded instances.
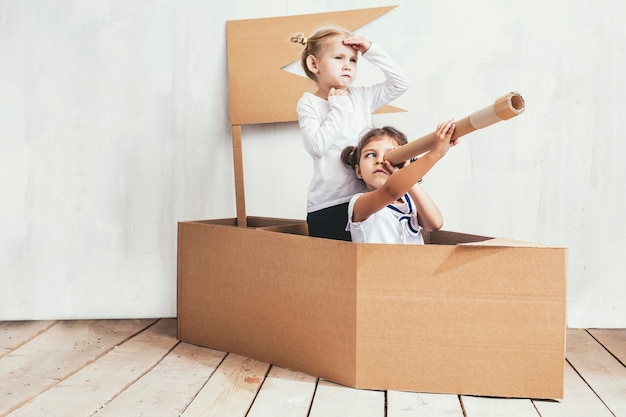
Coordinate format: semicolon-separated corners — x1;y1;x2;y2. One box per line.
86;337;182;417
0;320;59;360
459;394;468;417
383;390;388;417
177;349;230;417
586;330;626;368
128;318;163;340
243;362;274;417
565;357;616;416
531;398;543;416
3;320;152;417
306;377;321;417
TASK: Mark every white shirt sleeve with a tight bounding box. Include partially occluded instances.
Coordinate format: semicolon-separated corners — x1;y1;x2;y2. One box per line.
361;43;410;111
297;94;354;158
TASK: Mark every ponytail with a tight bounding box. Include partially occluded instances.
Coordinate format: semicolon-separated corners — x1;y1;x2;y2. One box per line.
341;146;358;168
289;32;307;46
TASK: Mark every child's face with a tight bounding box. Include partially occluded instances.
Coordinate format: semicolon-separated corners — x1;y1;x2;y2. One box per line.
313;36;358;90
355;135;400;191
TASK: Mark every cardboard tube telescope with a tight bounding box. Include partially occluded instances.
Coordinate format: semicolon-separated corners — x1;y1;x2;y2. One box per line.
384;92;525;165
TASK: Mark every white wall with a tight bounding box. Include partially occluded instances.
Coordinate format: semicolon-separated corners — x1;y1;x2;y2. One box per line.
1;0;624;327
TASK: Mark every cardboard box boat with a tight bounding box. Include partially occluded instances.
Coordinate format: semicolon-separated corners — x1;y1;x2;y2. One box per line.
177;6;567;400
177;216;567;399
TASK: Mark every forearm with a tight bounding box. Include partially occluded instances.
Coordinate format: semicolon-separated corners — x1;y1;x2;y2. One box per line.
352;151;442;222
383;152;441;200
297;97;350;157
408;184;443;232
363;43;410;104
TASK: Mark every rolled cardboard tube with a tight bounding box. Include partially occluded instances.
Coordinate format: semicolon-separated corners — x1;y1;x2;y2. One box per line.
384;92;525;165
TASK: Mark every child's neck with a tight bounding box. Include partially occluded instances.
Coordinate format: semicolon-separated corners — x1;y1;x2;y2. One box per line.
314;87;329;99
315;84;339;99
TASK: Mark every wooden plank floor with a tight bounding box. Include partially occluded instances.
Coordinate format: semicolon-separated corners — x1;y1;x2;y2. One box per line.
1;319;625;417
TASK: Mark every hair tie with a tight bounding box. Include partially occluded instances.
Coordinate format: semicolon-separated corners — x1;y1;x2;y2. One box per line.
290;32;307;46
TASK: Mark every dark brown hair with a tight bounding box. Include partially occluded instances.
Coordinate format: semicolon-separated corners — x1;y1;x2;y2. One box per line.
341;126;408;169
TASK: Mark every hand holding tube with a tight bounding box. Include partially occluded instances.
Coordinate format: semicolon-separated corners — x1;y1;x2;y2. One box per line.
384;92;525;165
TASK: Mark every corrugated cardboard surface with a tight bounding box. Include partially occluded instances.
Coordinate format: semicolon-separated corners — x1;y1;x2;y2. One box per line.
178;219;358;386
354;243;566;398
177;218;567;399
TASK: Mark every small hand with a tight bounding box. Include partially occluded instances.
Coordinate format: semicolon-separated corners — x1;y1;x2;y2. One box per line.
383;160;400;175
328;87;347;97
342;36;371;53
432;119;457;157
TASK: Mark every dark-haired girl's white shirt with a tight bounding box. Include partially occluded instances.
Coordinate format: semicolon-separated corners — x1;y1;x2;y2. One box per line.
346;193;425;245
296;43;409;213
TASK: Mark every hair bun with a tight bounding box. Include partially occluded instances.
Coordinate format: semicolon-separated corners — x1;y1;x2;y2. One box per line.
290;32;307;46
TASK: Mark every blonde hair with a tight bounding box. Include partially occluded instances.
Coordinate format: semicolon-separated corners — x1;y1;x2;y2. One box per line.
290;26;352;82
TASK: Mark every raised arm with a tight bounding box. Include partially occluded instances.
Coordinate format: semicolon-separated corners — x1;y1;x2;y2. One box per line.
361;43;410;110
351;120;456;222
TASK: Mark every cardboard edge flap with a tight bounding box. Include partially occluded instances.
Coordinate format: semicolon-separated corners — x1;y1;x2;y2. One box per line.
461;237;566;248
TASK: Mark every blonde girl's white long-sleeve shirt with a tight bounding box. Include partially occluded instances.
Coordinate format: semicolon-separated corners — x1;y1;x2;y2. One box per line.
296;43;409;213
